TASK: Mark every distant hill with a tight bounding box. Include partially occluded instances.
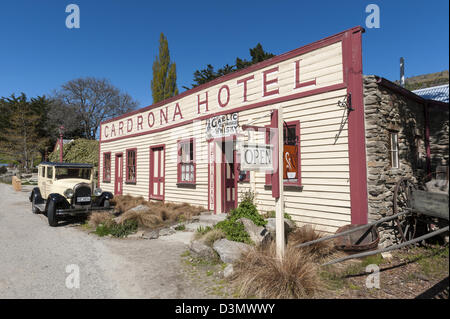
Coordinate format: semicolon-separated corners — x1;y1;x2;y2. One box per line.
395;70;449;91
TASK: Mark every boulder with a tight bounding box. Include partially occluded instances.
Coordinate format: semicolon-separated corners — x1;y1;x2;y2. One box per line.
237;218;270;246
128;204;150;213
223;264;234;278
213;239;252;264
143;229;159;239
189;240;216;259
127;230;144;239
159;227;176;236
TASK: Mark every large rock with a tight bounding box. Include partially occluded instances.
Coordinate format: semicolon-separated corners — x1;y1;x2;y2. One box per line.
189;240;216;259
213;239;251;264
237;218;270;246
265;218;296;235
143;229;159;239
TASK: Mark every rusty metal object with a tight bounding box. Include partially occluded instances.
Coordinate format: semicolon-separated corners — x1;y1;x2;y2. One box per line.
333;224;380;252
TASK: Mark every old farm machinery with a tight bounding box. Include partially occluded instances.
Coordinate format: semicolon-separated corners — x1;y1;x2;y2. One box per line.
297;168;449;266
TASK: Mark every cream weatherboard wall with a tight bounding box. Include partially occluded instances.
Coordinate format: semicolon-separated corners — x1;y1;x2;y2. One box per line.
100;34;356;233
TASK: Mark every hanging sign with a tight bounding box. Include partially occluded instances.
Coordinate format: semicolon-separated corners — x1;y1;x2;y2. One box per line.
240;143;274;171
205;112;239;139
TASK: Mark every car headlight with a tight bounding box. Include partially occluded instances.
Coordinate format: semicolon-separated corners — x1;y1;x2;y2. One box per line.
64;188;74;198
94;188;102;196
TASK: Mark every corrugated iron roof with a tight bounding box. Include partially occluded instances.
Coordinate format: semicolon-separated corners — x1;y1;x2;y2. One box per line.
413;84;449;103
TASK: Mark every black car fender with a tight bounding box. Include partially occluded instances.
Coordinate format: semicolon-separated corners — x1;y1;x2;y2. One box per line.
29;187;45;204
94;192;114;207
45;193;71;211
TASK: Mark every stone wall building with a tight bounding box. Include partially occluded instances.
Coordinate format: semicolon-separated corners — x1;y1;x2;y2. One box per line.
363;75;449;247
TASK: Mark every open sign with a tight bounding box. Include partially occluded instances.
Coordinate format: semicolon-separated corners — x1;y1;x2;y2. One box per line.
240;144;274;171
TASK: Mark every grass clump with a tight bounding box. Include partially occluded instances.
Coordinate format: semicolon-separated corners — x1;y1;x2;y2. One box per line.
88;212;115;228
288;225;334;260
111;195;205;229
231;243;320;298
94;219;138;238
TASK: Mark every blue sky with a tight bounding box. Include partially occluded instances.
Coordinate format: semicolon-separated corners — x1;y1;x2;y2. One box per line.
0;0;448;108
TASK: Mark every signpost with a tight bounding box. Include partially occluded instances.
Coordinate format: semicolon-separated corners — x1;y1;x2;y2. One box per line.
240;106;285;260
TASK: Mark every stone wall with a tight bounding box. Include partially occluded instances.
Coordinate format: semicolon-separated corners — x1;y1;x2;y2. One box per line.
364;75;433;247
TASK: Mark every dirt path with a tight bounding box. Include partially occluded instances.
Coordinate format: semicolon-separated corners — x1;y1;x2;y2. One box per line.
0;183;213;298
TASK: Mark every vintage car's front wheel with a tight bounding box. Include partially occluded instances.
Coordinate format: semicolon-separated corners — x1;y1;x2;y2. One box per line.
47;200;58;227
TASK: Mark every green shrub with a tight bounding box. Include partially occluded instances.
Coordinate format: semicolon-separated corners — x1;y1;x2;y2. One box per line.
94;220;138;238
215;219;252;244
109;220;138;237
229;199;266;227
175;224;186;231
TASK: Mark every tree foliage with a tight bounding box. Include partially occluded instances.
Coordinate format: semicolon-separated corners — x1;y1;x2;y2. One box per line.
54;77;138;139
151;33;179;103
0;94;50;171
186;43;275;89
48;139;99;166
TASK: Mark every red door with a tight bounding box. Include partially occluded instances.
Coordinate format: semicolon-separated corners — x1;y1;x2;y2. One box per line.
150;145;165;200
222;142;237;212
114;153;123;195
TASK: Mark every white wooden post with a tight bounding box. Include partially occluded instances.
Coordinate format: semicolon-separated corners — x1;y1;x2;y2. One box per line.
249;130;256;194
275;106;285;260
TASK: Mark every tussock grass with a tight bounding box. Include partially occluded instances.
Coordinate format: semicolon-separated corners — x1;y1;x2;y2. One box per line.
88;212;114;228
194;228;226;247
231;243;320;299
288;225;335;260
111;195;204;229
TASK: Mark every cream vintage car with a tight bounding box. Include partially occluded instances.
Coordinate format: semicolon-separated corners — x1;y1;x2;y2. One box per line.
29;162;113;226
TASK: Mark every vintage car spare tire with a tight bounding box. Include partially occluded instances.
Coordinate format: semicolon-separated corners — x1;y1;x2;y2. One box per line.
47;200;58;227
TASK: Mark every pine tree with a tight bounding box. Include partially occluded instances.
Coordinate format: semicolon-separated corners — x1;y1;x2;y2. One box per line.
151;33;179;103
0;94;49;172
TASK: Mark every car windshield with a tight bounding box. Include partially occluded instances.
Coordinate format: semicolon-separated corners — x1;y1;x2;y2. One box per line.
55;167;91;180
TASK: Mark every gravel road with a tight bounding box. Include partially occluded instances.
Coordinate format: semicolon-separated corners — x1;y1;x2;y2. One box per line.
0;183;210;299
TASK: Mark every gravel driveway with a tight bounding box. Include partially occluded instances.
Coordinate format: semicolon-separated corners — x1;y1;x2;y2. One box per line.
0;183;210;299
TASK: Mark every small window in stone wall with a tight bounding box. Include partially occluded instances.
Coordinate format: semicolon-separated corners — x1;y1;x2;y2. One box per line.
390;132;399;168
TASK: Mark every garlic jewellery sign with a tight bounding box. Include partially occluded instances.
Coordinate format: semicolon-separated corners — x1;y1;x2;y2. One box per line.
206;113;239;139
240;143;274;171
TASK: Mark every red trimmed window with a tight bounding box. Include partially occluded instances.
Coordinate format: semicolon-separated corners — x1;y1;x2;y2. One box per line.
103;152;111;182
126;149;137;183
178;138;196;184
265;120;301;187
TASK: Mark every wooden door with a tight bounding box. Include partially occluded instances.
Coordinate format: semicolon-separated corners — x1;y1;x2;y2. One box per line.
114;153;123;195
222;142;237;212
150;145;165;200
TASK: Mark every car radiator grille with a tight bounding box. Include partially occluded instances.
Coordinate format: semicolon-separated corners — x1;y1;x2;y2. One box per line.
73;184;91;205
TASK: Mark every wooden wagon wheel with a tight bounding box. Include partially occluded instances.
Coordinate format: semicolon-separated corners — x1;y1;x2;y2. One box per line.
393;178;417;242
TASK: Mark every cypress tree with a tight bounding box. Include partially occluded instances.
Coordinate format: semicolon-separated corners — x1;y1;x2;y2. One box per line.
151;33;179;103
